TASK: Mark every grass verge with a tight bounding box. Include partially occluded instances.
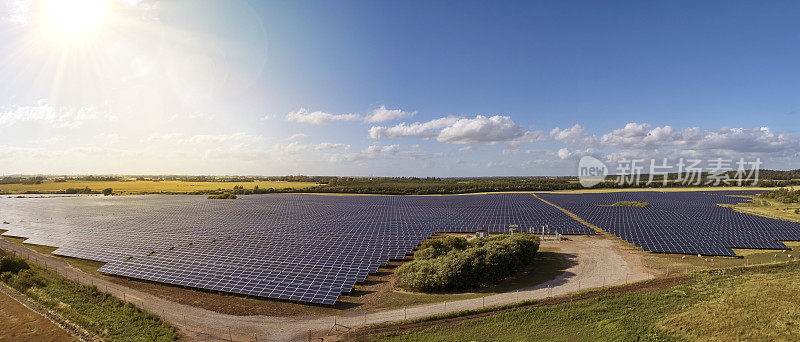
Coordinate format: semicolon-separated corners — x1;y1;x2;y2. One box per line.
0;249;176;341
363;261;800;341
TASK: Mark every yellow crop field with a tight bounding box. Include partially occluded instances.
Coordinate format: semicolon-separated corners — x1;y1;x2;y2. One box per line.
0;180;319;194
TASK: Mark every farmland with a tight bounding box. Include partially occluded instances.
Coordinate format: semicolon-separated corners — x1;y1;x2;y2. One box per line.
0;180;318;195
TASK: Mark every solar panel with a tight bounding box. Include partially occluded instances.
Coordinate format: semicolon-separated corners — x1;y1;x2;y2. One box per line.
537;190;800;256
0;193;589;304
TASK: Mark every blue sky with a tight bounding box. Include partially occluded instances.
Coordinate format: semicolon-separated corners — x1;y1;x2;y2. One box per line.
0;0;798;176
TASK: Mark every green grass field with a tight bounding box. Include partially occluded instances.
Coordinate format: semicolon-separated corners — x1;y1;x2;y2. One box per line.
725;198;800;224
369;262;800;341
0;180;318;194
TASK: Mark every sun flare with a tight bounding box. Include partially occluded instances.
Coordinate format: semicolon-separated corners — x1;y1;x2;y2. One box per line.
43;0;112;41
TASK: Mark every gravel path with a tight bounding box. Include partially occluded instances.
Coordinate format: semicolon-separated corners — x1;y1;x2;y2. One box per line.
0;234;653;341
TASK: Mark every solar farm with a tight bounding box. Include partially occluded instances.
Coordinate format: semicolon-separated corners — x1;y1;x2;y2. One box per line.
538;190;800;256
0;193;587;305
3;191;800;306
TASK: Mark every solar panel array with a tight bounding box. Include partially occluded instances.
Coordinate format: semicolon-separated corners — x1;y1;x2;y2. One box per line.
538;190;800;256
0;193;589;304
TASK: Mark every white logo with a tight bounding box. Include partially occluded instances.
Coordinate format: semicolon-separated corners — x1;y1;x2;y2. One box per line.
578;156;608;188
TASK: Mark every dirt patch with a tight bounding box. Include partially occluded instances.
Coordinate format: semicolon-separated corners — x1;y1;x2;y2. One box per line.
0;289;74;342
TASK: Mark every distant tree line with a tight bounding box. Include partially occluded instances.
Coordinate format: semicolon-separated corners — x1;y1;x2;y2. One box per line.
395;234;540;292
0;176;45;185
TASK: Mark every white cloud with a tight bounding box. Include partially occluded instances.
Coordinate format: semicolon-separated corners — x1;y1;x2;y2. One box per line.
3;0;31;25
285;108;360;125
548;122;800;167
370;115;543;146
594;123;798;155
287;133;307;141
685;127;797;153
369;116;459;139
437;115;521;144
0;101;99;128
364;106;416;123
272;141;310;153
550;124;592;145
147;132;265;145
314;142;350;151
599;122;658;147
553;148;600;160
507;130;547;147
330;144;442;163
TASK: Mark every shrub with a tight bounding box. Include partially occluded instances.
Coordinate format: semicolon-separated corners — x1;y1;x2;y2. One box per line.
9;269;46;292
396;233;539;292
759;188;800;204
64;187;93;194
415;236;469;260
102;188;113;196
0;255;30;274
207;193;237;199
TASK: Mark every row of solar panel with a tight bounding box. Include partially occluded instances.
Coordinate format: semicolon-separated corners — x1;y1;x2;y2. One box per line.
538;190;800;256
1;193;591;304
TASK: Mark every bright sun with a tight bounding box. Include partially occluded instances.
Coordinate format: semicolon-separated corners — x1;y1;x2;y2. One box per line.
43;0;112;41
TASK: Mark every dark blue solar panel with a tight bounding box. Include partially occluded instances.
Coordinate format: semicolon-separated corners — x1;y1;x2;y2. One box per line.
0;193;590;305
537;190;800;256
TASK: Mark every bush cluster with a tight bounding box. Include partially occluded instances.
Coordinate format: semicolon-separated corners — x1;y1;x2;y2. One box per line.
611;201;651;207
759;188;800;204
0;255;30;274
0;255;44;292
64;187;94;194
207;193;237;199
396;233;539;292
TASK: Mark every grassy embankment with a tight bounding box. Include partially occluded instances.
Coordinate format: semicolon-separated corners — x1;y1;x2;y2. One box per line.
0;180;318;195
368;261;800;341
723;197;800;223
0;248;176;341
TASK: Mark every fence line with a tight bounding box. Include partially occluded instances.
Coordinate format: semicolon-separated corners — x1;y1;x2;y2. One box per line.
1;240;342;341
